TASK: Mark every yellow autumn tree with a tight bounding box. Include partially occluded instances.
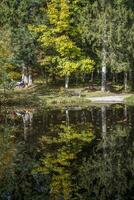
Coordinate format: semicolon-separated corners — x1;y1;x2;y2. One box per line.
29;0;94;88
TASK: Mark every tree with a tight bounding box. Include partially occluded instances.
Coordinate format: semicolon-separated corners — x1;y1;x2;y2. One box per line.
111;0;134;91
80;0;134;91
29;0;94;88
1;0;47;86
79;0;113;91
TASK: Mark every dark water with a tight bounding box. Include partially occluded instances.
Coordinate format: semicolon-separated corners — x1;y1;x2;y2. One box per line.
0;105;134;200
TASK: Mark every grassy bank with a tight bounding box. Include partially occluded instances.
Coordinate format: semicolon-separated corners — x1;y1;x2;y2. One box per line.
0;84;132;109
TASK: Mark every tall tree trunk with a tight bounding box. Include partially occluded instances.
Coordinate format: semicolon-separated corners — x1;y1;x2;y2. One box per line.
65;76;69;89
22;65;28;86
101;45;107;92
28;68;33;86
101;18;107;92
28;74;32;86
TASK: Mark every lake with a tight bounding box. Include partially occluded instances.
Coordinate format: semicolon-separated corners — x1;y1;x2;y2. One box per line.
0;104;133;200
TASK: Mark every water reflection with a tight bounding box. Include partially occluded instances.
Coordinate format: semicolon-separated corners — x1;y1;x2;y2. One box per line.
36;124;94;200
0;105;133;200
15;110;33;140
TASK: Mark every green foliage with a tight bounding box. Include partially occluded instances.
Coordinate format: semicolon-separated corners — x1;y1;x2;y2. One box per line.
0;0;134;89
80;0;134;73
0;27;13;88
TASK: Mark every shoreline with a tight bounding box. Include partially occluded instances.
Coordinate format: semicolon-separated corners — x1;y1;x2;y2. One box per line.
0;86;133;108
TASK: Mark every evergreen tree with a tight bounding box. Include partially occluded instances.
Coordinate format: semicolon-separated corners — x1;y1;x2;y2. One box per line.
111;0;134;91
80;0;115;91
1;0;46;86
80;0;134;91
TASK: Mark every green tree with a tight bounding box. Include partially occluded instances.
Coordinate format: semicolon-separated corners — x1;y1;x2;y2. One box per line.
111;0;134;91
1;0;47;86
80;0;134;91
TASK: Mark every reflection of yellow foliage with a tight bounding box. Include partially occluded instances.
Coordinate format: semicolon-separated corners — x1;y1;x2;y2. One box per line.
36;125;95;200
42;126;94;144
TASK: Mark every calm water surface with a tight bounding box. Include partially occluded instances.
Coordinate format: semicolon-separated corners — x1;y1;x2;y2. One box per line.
0;105;133;200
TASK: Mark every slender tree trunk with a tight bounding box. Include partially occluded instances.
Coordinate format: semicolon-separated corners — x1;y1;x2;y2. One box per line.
24;76;29;87
65;109;69;127
91;71;94;82
65;76;69;89
101;45;107;92
22;65;25;81
28;68;33;86
28;74;32;86
101;18;107;92
22;65;29;86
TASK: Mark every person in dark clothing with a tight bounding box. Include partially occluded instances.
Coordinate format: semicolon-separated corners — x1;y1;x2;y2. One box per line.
16;80;25;88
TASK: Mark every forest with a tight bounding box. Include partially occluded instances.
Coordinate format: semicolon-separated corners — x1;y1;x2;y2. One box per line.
0;1;134;199
0;0;134;94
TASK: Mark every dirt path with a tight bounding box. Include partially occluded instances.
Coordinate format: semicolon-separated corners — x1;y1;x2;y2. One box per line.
86;94;132;103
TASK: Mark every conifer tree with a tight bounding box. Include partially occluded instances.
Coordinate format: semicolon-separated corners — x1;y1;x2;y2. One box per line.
80;0;134;91
80;0;115;91
112;0;134;91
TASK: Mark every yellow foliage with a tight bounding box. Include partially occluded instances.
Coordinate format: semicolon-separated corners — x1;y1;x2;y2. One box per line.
28;24;47;33
28;0;95;80
34;124;95;199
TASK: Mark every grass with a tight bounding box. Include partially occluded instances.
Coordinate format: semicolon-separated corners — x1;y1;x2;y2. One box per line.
0;83;132;109
125;95;134;105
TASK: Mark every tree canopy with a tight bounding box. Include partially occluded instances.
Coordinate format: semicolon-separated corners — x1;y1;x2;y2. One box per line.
0;0;134;90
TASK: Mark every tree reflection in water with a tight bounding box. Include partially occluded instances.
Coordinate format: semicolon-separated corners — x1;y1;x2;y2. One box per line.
76;106;134;200
0;105;133;200
35;123;94;200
